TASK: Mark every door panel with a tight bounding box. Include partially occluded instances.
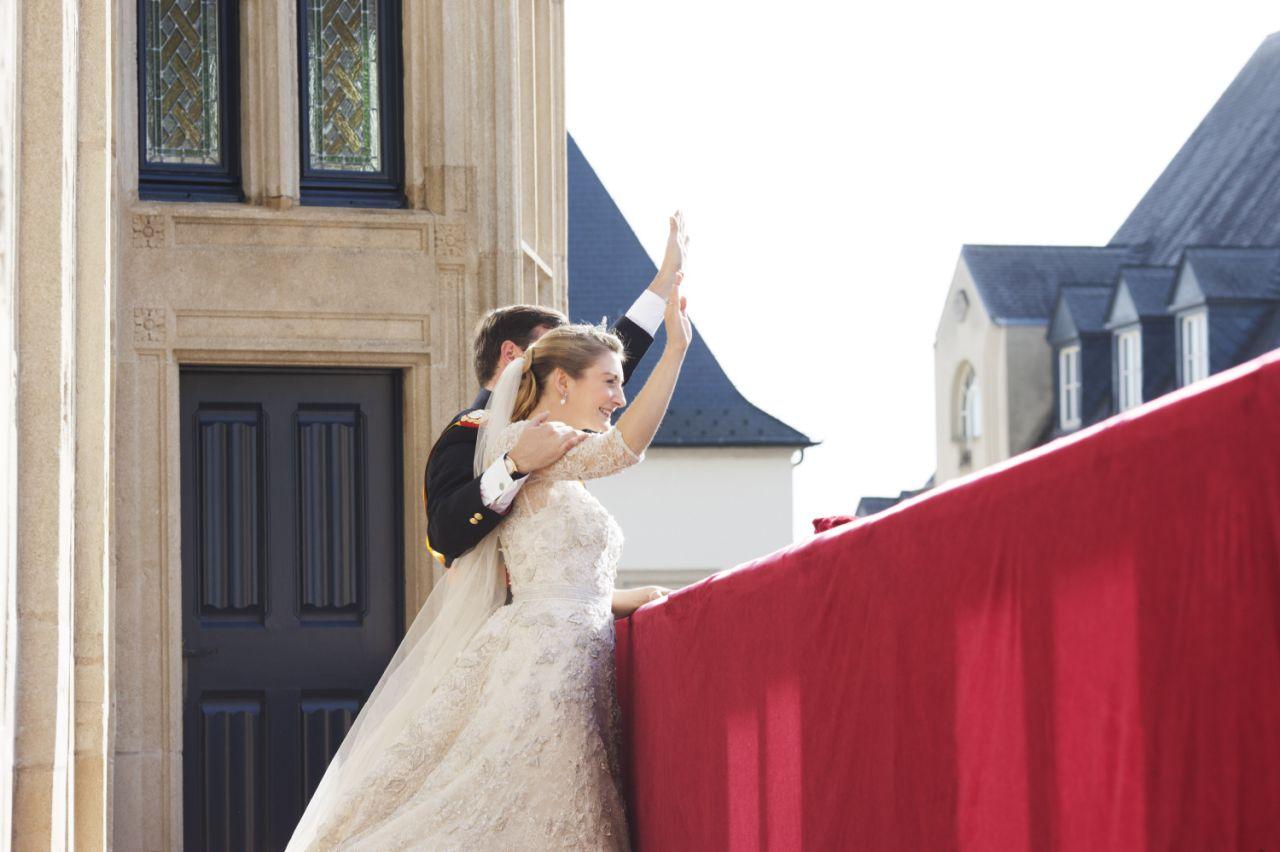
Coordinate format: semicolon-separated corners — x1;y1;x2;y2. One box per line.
181;368;403;851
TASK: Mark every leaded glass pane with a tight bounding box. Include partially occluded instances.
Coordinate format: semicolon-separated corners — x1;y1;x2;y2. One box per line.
143;0;221;165
306;0;382;173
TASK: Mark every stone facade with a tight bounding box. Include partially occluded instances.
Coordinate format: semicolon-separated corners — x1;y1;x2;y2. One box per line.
1;0;567;846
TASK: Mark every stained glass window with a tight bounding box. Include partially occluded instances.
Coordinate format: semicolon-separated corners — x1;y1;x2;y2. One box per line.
144;0;221;164
298;0;403;206
304;0;382;172
137;0;241;200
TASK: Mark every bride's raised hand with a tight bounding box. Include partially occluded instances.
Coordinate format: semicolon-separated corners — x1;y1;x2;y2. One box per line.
663;274;692;355
653;211;688;300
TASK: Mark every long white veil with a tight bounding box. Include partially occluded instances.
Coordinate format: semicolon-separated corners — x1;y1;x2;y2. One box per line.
286;358;528;850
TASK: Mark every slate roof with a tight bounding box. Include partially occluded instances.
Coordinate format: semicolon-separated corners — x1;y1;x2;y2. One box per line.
855;497;899;518
1111;34;1280;264
1116;266;1178;317
1057;285;1115;334
566;134;814;448
1181;247;1280;301
961;245;1145;324
1243;304;1280;360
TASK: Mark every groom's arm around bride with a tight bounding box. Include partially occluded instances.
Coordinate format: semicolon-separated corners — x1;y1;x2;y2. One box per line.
424;213;689;568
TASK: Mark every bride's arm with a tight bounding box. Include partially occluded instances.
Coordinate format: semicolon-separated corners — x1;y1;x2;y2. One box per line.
615;276;692;456
528;279;692;483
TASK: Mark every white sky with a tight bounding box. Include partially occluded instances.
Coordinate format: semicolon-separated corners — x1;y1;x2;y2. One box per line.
565;1;1278;541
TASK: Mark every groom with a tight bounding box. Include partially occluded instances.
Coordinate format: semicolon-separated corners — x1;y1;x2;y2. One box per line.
423;214;686;569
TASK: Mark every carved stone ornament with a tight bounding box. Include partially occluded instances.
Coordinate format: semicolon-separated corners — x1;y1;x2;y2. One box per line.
131;214;166;248
133;307;167;344
434;223;467;257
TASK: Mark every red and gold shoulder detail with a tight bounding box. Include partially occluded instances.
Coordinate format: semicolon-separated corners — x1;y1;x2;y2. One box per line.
452;409;487;429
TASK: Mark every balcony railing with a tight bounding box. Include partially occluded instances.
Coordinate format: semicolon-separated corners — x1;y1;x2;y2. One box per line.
616;348;1280;850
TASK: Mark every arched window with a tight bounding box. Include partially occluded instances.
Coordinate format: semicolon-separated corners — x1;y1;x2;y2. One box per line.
957;365;982;441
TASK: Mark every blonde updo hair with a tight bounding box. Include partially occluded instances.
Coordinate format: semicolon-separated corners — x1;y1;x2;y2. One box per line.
511;323;626;422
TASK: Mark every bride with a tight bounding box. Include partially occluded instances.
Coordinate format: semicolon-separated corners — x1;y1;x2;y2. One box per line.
286;276;693;850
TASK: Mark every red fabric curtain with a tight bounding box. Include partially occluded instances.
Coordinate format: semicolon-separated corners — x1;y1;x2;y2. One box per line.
615;350;1280;850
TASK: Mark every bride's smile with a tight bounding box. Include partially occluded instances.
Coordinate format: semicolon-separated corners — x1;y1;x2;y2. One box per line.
538;350;629;433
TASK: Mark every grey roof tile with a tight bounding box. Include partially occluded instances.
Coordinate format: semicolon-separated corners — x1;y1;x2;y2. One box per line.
1058;284;1116;333
1181;247;1280;301
962;244;1145;323
855;497;899;517
1111;34;1280;264
567;134;814;448
1242;303;1280;360
1117;266;1178;316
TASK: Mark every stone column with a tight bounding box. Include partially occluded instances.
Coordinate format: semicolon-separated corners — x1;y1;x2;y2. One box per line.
1;0;114;847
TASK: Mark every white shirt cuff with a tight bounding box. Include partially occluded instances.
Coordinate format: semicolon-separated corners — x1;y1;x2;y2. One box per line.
479;455;527;514
624;289;666;337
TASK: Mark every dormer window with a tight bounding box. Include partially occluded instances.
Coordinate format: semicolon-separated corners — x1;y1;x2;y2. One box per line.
1059;345;1081;429
959;367;981;440
1179;310;1208;386
1117;328;1142;411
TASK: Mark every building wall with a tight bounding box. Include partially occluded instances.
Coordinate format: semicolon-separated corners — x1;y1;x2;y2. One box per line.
934;259;1005;483
0;0;568;846
1004;323;1054;454
586;446;797;589
3;0;115;846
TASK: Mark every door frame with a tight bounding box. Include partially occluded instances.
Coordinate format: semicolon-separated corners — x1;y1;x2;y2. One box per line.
157;347;438;844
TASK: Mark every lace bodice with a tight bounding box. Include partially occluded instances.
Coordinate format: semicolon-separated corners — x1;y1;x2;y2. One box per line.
486;421;644;600
297;420;643;850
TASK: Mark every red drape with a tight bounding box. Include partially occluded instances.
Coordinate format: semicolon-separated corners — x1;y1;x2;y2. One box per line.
615;350;1280;850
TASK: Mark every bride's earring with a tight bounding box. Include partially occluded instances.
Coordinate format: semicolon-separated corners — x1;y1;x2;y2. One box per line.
560;393;567;406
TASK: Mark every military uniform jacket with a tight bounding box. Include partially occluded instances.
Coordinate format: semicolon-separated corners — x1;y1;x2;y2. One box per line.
423;316;653;566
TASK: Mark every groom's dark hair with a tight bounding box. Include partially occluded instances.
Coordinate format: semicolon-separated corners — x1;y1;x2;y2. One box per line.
474;304;568;385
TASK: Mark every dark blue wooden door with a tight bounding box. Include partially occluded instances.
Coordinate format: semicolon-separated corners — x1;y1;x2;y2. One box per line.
180;368;403;851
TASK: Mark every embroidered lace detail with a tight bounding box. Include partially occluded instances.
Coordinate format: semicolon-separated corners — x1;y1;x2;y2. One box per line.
301;420;641;850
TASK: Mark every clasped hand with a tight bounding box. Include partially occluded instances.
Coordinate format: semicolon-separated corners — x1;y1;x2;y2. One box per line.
611;585;672;619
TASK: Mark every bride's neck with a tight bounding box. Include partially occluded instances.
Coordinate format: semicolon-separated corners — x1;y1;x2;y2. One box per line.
529;397;589;431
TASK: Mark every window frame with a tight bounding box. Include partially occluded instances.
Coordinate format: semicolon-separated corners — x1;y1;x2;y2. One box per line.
1116;327;1143;411
1059;344;1081;429
1179;310;1209;386
136;0;244;202
296;0;406;208
959;367;982;441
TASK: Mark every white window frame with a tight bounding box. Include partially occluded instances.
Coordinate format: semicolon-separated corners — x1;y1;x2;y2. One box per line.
1059;345;1081;429
1116;327;1143;411
1179;310;1208;386
959;368;982;441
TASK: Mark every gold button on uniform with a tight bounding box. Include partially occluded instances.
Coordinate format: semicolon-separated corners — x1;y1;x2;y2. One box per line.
469;517;479;525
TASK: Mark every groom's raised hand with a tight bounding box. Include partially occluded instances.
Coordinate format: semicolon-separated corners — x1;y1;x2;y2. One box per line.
648;211;688;301
507;411;587;475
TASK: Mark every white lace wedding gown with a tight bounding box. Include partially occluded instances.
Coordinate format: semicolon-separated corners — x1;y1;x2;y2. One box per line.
306;421;642;850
